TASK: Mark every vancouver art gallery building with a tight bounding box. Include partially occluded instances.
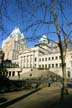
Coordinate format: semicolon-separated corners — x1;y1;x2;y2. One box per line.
2;27;72;78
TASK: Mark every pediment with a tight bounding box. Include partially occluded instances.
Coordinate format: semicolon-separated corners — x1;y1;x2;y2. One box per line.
22;49;33;54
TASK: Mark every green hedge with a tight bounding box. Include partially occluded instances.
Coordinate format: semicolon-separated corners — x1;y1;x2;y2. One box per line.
38;67;49;70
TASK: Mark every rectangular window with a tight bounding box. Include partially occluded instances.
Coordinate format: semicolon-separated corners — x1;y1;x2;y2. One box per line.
55;56;58;60
56;63;58;68
52;57;54;60
42;58;44;61
49;57;50;60
9;71;11;77
35;64;36;67
45;58;47;61
6;72;8;77
35;57;37;62
42;65;44;68
39;65;41;68
49;64;50;68
45;64;47;68
52;64;54;68
68;71;70;78
12;71;15;76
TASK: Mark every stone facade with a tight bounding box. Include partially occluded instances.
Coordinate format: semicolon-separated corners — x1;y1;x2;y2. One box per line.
2;27;26;64
18;35;72;78
2;28;72;78
0;48;4;66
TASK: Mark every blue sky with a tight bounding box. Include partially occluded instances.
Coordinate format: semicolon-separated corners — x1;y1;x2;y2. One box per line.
0;0;72;47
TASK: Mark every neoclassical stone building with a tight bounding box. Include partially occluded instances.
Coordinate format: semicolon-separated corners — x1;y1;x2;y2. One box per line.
19;35;50;69
18;35;72;78
2;27;72;78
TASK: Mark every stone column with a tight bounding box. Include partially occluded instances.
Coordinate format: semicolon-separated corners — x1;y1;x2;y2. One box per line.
29;55;31;68
25;56;26;68
30;55;32;68
26;56;27;68
22;56;23;68
27;56;28;68
27;55;29;68
31;55;33;68
23;56;25;67
31;54;34;68
33;52;35;68
21;56;22;68
24;56;25;67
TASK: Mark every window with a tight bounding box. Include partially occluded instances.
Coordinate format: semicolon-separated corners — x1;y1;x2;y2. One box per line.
45;64;47;68
56;63;58;68
49;64;50;68
49;57;50;60
42;65;44;68
35;64;36;67
52;57;54;60
42;58;44;61
55;56;58;60
45;58;47;61
12;71;15;76
68;71;70;78
9;71;11;77
24;57;26;62
35;58;37;62
52;64;54;68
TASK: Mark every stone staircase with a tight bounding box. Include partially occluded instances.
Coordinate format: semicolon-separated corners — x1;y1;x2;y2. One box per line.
9;68;62;81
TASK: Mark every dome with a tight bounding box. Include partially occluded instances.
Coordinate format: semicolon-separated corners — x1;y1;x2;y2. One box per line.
42;35;47;39
39;35;49;44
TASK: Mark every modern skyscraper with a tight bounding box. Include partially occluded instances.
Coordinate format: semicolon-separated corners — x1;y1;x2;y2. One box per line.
2;26;26;64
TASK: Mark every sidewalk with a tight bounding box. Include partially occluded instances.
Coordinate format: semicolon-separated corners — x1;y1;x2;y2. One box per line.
0;87;72;108
7;87;61;108
0;88;41;107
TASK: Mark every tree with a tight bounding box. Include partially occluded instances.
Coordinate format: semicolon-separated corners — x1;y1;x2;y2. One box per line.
15;0;72;99
51;0;70;99
0;0;72;99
